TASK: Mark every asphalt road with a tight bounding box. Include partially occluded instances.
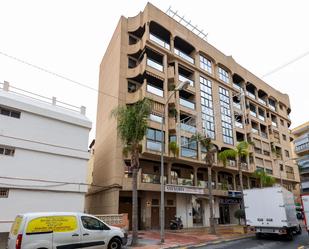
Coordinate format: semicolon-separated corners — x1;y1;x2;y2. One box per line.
198;233;309;249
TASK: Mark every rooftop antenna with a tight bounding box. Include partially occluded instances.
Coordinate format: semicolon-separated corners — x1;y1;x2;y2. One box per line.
166;6;208;41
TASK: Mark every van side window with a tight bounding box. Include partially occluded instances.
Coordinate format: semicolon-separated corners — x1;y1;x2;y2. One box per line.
81;216;110;230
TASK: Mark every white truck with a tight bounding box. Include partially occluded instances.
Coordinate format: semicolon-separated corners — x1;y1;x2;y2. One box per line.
301;194;309;234
244;186;301;240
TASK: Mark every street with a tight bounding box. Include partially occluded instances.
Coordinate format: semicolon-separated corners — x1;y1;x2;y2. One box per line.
199;233;309;249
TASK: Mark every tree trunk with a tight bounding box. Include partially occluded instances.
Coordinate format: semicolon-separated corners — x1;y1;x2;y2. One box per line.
131;149;139;246
238;158;246;227
208;166;216;234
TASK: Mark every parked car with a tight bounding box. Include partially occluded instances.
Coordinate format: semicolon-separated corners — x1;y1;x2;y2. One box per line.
7;212;127;249
244;186;301;240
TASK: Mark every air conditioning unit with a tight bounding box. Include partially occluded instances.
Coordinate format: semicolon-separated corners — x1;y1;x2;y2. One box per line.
229;160;236;167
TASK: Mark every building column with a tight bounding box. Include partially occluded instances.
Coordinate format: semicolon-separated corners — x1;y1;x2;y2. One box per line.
232;174;237;190
167;162;172;184
170;36;174;52
193;167;198;186
215;171;218;189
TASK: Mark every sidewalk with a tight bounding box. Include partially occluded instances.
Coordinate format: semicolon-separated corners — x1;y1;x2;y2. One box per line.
126;226;254;249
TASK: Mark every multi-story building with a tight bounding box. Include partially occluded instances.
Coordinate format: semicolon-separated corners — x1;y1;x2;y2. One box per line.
86;3;299;229
0;81;92;232
292;122;309;193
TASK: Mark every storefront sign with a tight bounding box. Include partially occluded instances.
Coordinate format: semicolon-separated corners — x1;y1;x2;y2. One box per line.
219;198;241;205
165;184;204;194
228;191;242;198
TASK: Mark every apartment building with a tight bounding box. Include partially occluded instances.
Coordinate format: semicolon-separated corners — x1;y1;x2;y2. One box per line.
0;81;92;232
292;122;309;193
86;3;299;229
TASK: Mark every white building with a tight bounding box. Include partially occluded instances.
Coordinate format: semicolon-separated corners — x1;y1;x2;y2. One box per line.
0;81;92;232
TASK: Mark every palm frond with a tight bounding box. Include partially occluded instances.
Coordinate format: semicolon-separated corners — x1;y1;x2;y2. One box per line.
218;149;237;166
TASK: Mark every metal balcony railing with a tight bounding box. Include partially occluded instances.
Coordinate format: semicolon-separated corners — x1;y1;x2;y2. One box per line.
146;84;164;97
180;98;195;110
146;58;164;72
179;74;194;86
174;48;194;64
149;33;170;50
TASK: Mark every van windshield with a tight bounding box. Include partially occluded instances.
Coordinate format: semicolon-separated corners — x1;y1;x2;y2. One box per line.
10;216;23;236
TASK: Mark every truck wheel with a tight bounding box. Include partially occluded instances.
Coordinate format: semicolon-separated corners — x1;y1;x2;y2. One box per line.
286;230;294;241
108;238;121;249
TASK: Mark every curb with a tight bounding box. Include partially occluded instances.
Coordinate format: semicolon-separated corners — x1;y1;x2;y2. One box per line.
166;234;255;249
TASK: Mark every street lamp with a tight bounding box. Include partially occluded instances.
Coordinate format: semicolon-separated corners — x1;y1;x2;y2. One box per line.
160;80;190;243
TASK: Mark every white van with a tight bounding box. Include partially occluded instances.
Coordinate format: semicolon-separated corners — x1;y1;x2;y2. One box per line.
7;212;127;249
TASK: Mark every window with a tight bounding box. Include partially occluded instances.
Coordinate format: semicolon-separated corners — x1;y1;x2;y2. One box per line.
0;188;9;198
0;146;15;156
280;119;284;126
146;128;164;151
200;55;212;74
0;106;21;119
265;168;273;175
285;150;290;158
282;134;287;141
219;87;233;144
152;199;159;205
81;216;109;230
200;76;215;139
181;136;197;158
218;67;229;83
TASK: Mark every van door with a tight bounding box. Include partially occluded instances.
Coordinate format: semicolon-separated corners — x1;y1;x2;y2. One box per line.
79;215;109;248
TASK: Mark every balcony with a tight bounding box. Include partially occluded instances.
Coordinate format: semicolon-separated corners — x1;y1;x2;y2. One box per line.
259;115;265;121
286;172;295;180
180;123;197;133
146;84;163;97
180;98;195;110
233;83;242;91
197;180;215;188
176;178;193;186
258;98;267;105
246;91;256;99
261;131;268;139
272;121;277;128
233;102;241;110
146;140;162;152
179;74;194;87
141;173;166;184
250;111;257;117
174;48;194;64
149;113;163;123
251;128;259;134
146;58;163;72
235;121;243;129
149;33;170;50
269;105;276;111
181;147;197;158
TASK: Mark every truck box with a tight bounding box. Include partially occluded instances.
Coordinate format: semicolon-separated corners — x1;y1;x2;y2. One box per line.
301;194;309;232
244;186;300;238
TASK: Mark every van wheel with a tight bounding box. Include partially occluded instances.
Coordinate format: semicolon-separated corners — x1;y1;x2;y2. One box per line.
108;238;121;249
286;230;294;241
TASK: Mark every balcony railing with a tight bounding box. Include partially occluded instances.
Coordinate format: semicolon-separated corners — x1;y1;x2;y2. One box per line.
233;102;241;110
146;58;164;72
261;131;268;139
174;48;194;64
286;172;295;180
246;91;256;99
177;178;193;186
146;140;162;152
258;98;267;105
252;128;259;134
141;173;166;184
197;181;215;188
235;121;243;129
258;115;265;121
146;84;164;97
180;123;197;133
269;105;276;111
181;147;197;158
233;83;242;91
272;121;278;127
149;113;163;123
250;111;257;117
179;74;194;86
149;33;170;50
180;98;195;110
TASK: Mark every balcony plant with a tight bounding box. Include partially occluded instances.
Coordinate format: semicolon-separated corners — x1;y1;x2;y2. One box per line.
168;141;179;158
252;169;275;187
111;98;151;246
191;132;217;234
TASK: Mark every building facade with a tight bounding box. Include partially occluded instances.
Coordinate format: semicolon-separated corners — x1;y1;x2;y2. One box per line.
292;122;309;193
0;81;92;232
86;3;299;229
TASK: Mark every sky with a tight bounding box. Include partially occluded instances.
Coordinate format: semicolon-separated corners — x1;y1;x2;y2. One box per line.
0;0;308;143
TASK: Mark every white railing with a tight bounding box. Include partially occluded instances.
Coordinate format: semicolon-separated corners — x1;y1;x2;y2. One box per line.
0;81;85;114
149;33;170;50
233;102;241;110
252;128;259;134
258;98;267;105
179;74;194;86
269;105;276;111
272;121;277;127
235;121;243;128
180;123;197;133
250;111;257;117
246;91;256;99
259;115;265;121
180;98;195;110
233;83;242;91
174;48;194;64
146;84;164;97
146;58;164;72
146;140;162;152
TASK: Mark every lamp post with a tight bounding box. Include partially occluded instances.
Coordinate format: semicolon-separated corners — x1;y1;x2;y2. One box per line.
160;81;190;243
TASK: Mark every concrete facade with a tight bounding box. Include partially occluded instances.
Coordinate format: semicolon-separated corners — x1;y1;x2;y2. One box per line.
292;122;309;194
0;82;92;232
86;3;299;229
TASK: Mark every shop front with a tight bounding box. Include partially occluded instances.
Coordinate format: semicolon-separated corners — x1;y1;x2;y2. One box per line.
218;191;242;225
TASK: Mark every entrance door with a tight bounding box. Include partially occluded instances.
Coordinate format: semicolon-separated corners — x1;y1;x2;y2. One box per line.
219;204;230;224
165;207;176;228
151;207;160;229
193;199;203;226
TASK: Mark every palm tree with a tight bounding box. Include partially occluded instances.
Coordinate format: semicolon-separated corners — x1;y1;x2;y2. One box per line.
111;99;152;246
253;170;276;187
191;133;217;234
218;141;252;224
168;141;179;158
